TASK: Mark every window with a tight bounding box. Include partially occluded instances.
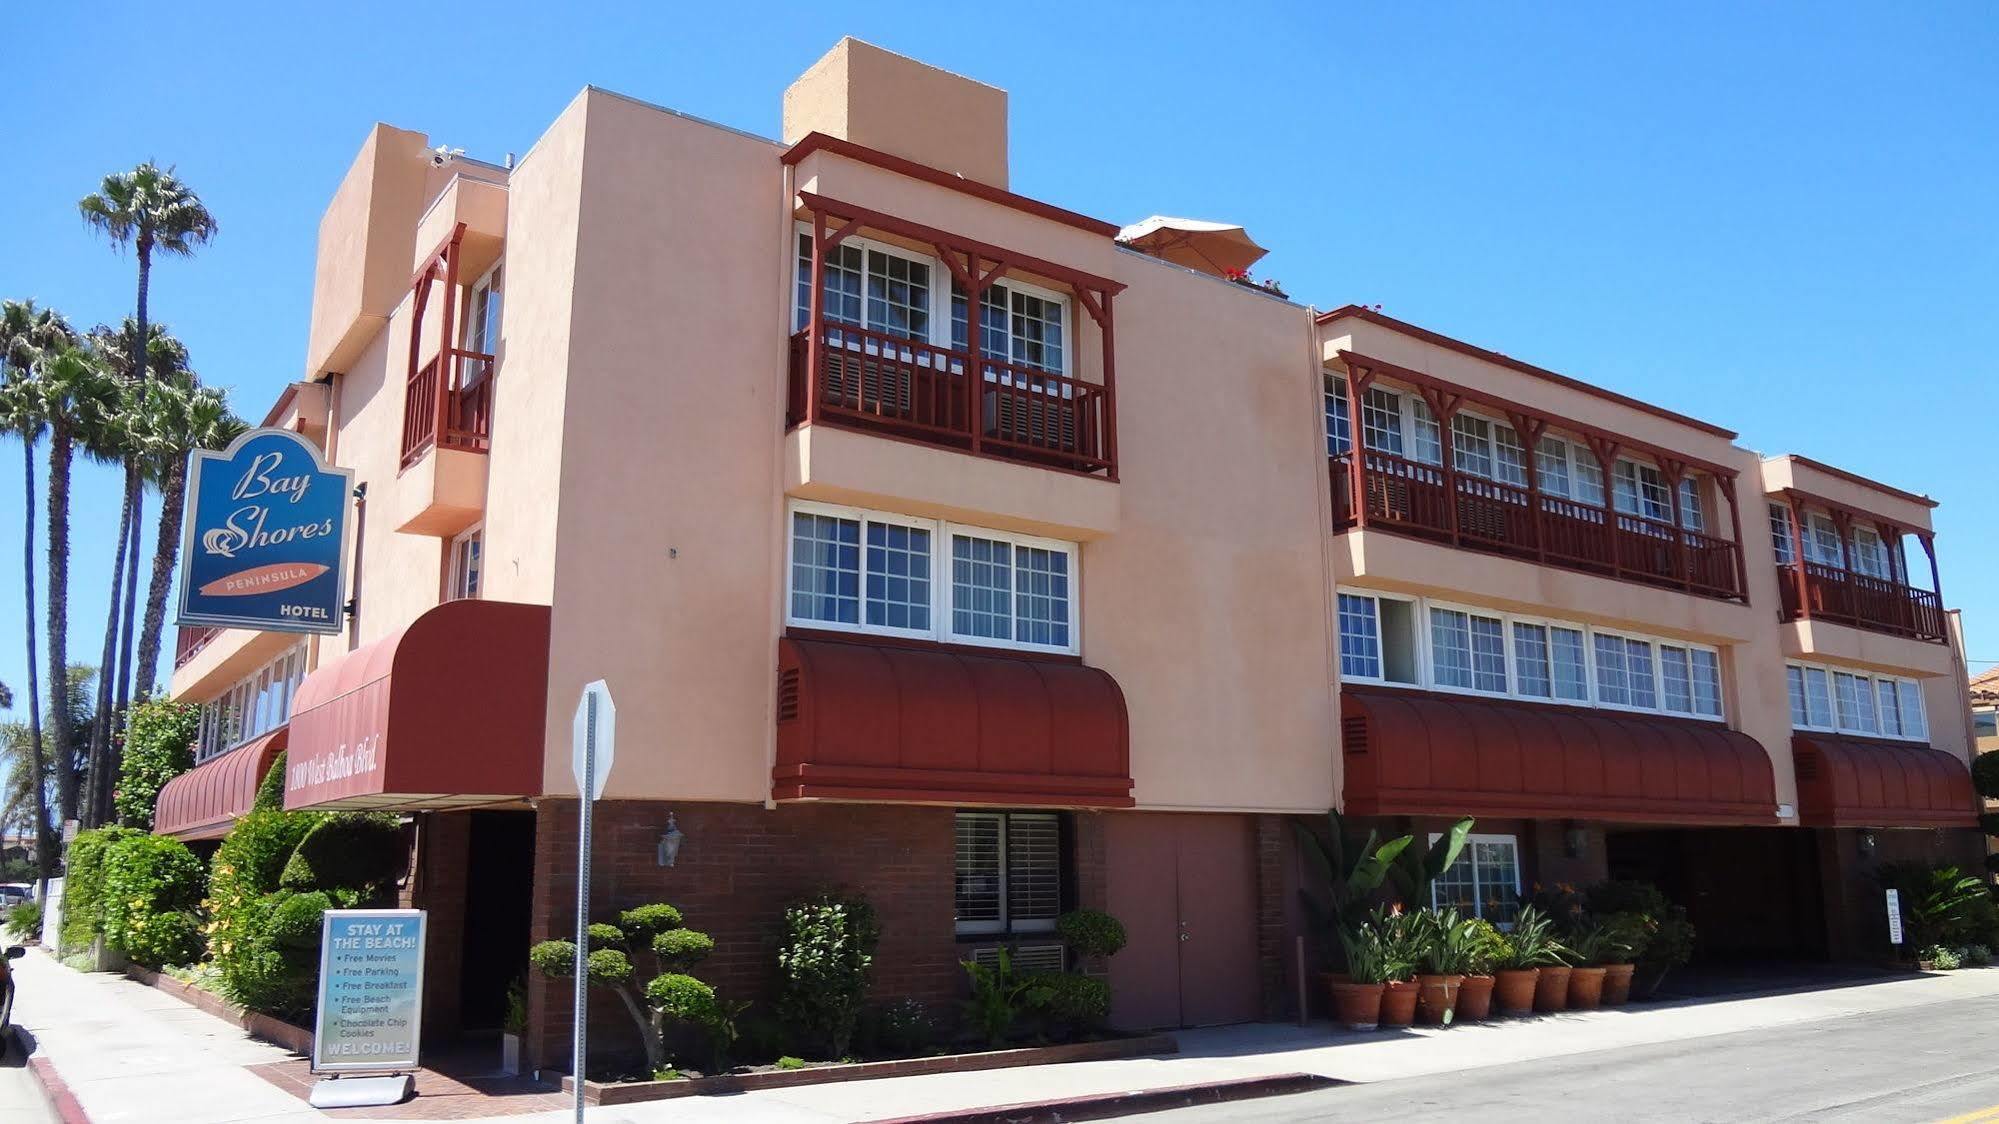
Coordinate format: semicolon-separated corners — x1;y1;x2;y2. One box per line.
465;265;502;358
1337;592;1419;684
1550;626;1591;701
1624;637;1657;709
1325;376;1351;456
955;812;1062;936
1535;437;1574;499
1593;633;1630;706
1975;710;1997;739
197;644;307;761
1574;450;1607;507
1659;645;1693;714
1850;526;1891;579
1770;503;1797;565
1512;622;1552;698
1493;425;1528;487
953;278;1068;376
1430;834;1521;924
787;502;1077;653
1689;649;1723;717
1613;460;1672;522
1431;606;1506;694
1451;413;1494;479
1409;398;1443;465
448;527;482;601
1805;513;1845;568
1790;661;1926;741
1678;478;1705;532
1360;387;1405;455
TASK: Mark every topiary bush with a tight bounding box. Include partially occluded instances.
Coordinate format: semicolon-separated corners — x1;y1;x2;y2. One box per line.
653;928;714;968
100;833;207;967
254;752;288;811
114;699;201;830
279;813;405;899
775;891;880;1060
60;826;142;952
203;805;323;1015
528;899;728;1077
1057;910;1128;960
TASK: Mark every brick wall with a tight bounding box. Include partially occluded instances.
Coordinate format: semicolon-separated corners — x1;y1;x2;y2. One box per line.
526;798;961;1074
408;812;471;1040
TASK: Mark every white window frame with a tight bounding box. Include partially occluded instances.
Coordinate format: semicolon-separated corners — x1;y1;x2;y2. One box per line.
954;811;1062;937
1325;373;1351;457
786;500;1080;655
1429;832;1522;927
1424;599;1513;699
448;523;484;602
1786;659;1929;742
1770;503;1797;565
1334;589;1726;722
463;261;503;357
197;642;308;762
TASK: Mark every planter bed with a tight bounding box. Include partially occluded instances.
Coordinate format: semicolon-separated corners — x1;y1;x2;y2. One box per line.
560;1033;1179;1106
123;963;314;1055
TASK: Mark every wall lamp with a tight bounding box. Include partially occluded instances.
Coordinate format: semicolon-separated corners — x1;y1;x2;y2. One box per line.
1858;829;1878;859
1563;821;1588;859
657;813;685;868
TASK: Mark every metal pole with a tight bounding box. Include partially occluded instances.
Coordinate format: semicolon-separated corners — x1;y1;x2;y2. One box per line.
572;690;596;1123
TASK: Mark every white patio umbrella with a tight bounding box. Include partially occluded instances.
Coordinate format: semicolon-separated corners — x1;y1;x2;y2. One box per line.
1116;215;1269;277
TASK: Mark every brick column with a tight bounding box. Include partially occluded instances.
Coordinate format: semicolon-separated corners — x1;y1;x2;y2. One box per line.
1254;815;1292;1021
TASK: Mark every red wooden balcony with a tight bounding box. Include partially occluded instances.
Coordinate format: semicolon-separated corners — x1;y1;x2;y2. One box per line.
1777;561;1946;642
400;348;495;468
787;324;1113;476
174;624;220;670
1332;449;1745;601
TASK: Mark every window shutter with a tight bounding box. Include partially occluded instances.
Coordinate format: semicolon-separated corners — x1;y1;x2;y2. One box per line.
1005;814;1061;929
954;814;1003;932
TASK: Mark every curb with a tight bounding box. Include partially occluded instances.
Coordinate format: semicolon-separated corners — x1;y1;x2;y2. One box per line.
870;1072;1343;1123
27;1055;90;1124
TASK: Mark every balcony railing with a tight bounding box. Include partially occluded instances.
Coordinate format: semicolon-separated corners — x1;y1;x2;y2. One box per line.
174;624;219;670
1332;449;1744;601
1777;561;1946;642
787;324;1113;476
401;348;496;468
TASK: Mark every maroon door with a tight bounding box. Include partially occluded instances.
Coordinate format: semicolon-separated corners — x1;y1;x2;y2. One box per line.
1104;813;1259;1029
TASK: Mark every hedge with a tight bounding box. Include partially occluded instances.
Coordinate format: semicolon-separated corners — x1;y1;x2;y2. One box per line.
100;833;207;967
60;827;141;951
114;699;201;830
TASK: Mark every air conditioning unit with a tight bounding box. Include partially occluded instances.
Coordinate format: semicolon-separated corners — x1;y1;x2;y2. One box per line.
969;942;1066;973
984;389;1078;452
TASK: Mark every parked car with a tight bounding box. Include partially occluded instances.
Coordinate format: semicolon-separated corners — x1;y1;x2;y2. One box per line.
0;885;29;908
0;944;23;1054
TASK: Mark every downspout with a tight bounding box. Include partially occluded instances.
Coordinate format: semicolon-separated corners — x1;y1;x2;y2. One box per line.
763;153;797;812
1306;306;1340;814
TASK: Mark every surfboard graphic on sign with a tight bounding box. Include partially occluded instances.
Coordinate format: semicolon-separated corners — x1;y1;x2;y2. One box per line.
176;427;355;635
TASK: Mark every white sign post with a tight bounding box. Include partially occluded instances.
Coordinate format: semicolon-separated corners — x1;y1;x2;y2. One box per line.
570;681;615;1122
1886;888;1904;946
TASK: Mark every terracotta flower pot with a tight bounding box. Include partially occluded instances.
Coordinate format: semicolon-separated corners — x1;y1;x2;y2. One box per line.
1415;974;1464;1026
1381;979;1419;1027
1456;974;1496;1022
1494;968;1539;1016
1328;977;1385;1031
1533;965;1573;1012
1567;965;1608;1010
1600;963;1635;1006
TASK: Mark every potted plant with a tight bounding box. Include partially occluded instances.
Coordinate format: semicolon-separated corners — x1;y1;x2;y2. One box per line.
1372;906;1423;1027
1454;918;1505;1022
1413;908;1479;1026
500;977;528;1076
1597;911;1649;1006
1495;906;1563;1016
1563;924;1615;1010
1331;925;1391;1030
1586;880;1695;1001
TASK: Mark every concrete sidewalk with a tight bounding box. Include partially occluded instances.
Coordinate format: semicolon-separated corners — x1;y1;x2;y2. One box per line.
17;946;1999;1123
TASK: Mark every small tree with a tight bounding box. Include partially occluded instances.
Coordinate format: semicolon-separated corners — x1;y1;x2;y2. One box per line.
114;698;199;829
775;891;880;1059
529;902;719;1077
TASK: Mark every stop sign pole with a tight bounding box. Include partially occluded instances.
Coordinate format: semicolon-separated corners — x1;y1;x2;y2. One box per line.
570;681;614;1121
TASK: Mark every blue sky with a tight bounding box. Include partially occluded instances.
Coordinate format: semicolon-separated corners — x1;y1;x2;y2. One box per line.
1;2;1995;717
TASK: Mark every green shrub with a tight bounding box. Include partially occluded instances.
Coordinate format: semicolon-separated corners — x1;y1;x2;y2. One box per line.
1057;910;1127;959
100;833;207;967
114;700;201;830
7;899;43;940
60;826;141;950
1962;943;1993;967
644;972;716;1020
855;997;936;1059
585;922;626;947
1971;750;1999;800
266;891;335;950
776;1055;807;1070
961;949;1054;1049
1025;971;1111;1036
1920;944;1962;970
254;753;287;811
775;892;880;1059
1879;862;1989;951
278;813;404;900
653;928;714;968
204;807;323;1016
619;903;683;940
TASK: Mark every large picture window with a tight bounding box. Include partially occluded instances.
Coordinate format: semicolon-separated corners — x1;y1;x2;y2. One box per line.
1430;833;1521;924
1789;660;1928;741
788;501;1078;654
196;643;308;762
1336;591;1725;720
955;812;1062;936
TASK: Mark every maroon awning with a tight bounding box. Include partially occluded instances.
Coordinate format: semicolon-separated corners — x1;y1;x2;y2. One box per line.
1793;734;1977;828
1341;686;1779;825
153;727;287;840
773;636;1133;807
285;600;550;812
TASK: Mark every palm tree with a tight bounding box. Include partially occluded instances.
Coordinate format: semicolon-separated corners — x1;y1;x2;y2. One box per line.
78;365;141;827
32;344;112;828
0;324;56;893
133;377;240;698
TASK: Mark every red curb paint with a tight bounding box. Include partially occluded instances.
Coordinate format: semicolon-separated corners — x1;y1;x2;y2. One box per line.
869;1072;1342;1124
28;1055;91;1124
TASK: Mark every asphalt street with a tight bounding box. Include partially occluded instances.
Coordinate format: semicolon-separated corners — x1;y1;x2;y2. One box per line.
1132;993;1999;1123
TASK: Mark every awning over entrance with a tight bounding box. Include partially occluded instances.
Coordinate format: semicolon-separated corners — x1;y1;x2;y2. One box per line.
285;600;550;812
1341;687;1779;825
154;727;287;840
772;636;1133;807
1792;734;1977;828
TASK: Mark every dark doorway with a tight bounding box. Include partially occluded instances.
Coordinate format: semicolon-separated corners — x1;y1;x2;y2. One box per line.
458;810;536;1031
1607;826;1827;962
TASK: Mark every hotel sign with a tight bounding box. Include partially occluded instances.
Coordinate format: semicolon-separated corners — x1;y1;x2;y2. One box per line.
177;428;353;634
